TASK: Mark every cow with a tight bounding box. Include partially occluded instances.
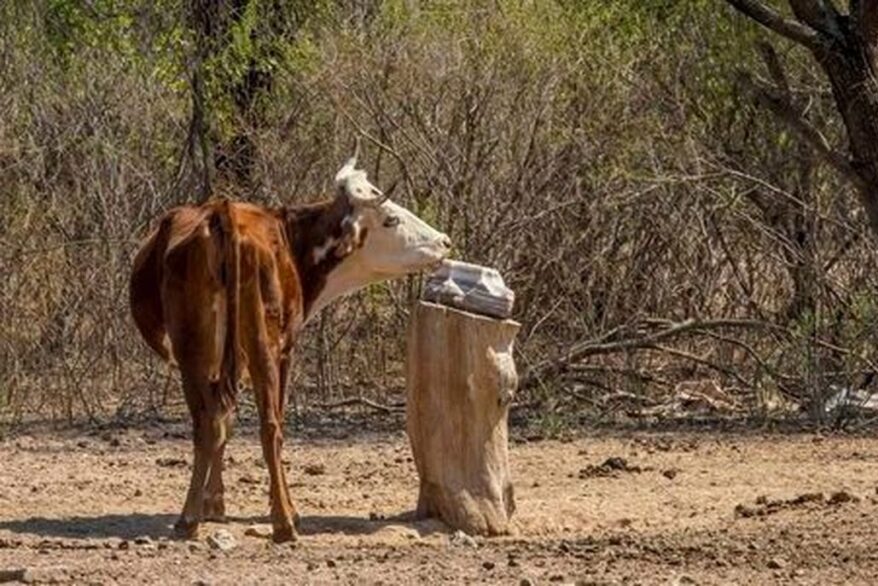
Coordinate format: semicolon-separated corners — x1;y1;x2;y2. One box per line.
129;146;451;542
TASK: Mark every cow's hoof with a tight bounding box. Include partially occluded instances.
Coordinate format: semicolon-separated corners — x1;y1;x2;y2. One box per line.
202;499;227;522
173;517;200;540
271;524;297;544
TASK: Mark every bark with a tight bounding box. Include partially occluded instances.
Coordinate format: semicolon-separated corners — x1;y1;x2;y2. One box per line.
405;301;519;536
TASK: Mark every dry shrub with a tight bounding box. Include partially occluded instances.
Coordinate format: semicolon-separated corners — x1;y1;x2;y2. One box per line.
2;1;878;426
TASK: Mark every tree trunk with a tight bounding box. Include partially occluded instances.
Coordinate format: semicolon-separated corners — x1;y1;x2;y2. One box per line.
820;47;878;235
724;0;878;238
405;301;519;536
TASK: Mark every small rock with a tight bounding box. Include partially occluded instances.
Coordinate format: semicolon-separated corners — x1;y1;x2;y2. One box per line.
326;559;336;568
306;561;318;571
303;463;326;476
238;474;260;485
133;489;143;497
519;579;536;586
673;575;698;585
734;504;757;518
604;457;628;470
155;457;187;468
482;561;495;570
790;492;824;505
244;525;272;539
579;456;642;478
449;530;478;548
662;469;679;480
828;490;859;505
207;529;236;552
767;557;786;570
133;536;153;546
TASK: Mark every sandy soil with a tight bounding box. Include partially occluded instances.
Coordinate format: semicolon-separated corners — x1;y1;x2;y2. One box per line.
1;420;877;585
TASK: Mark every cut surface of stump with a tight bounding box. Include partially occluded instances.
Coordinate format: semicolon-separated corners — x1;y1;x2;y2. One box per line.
406;300;519;536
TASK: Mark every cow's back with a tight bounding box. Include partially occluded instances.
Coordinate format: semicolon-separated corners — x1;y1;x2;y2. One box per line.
130;200;303;369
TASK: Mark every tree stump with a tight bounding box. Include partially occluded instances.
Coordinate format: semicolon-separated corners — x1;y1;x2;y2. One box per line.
405;300;520;536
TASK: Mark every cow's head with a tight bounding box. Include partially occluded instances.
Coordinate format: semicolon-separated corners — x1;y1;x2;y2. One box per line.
307;144;452;316
333;149;451;275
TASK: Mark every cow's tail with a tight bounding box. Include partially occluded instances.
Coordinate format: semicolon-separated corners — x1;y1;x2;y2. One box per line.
213;200;240;410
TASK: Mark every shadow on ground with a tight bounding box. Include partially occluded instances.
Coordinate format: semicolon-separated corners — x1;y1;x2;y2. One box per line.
0;511;447;541
0;514;179;540
298;512;447;538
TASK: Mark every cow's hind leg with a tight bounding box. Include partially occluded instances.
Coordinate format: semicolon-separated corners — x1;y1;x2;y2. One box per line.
174;370;227;538
202;411;233;522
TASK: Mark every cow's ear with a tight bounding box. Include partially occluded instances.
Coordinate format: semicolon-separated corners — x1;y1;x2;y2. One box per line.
333;214;365;258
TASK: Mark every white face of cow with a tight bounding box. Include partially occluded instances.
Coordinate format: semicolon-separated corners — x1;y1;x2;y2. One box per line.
349;199;451;275
307;151;452;318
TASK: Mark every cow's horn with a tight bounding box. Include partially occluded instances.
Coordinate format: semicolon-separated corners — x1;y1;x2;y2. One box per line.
334;137;361;185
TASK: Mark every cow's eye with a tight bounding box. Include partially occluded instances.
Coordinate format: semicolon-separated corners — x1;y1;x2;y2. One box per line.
383;216;400;228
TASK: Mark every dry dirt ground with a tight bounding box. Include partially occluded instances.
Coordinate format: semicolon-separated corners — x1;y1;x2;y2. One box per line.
1;419;878;585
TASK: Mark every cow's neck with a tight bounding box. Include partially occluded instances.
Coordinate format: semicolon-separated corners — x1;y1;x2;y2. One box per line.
283;198;376;321
306;254;377;320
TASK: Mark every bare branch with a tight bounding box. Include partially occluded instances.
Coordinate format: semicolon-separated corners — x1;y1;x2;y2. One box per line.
737;71;868;191
725;0;825;49
316;397;401;414
521;318;785;388
788;0;845;42
757;42;792;99
648;343;753;389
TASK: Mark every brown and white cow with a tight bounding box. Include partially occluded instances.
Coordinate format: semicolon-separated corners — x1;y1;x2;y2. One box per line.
129;148;451;542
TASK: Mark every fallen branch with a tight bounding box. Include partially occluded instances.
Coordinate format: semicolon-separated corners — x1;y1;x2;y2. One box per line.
737;70;867;192
521;318;783;388
316;397;401;414
646;343;753;390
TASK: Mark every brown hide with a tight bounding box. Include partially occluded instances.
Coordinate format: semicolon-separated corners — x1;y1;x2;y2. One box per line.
129;196;357;542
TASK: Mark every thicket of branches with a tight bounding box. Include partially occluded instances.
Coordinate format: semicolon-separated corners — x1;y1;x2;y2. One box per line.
2;0;878;426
